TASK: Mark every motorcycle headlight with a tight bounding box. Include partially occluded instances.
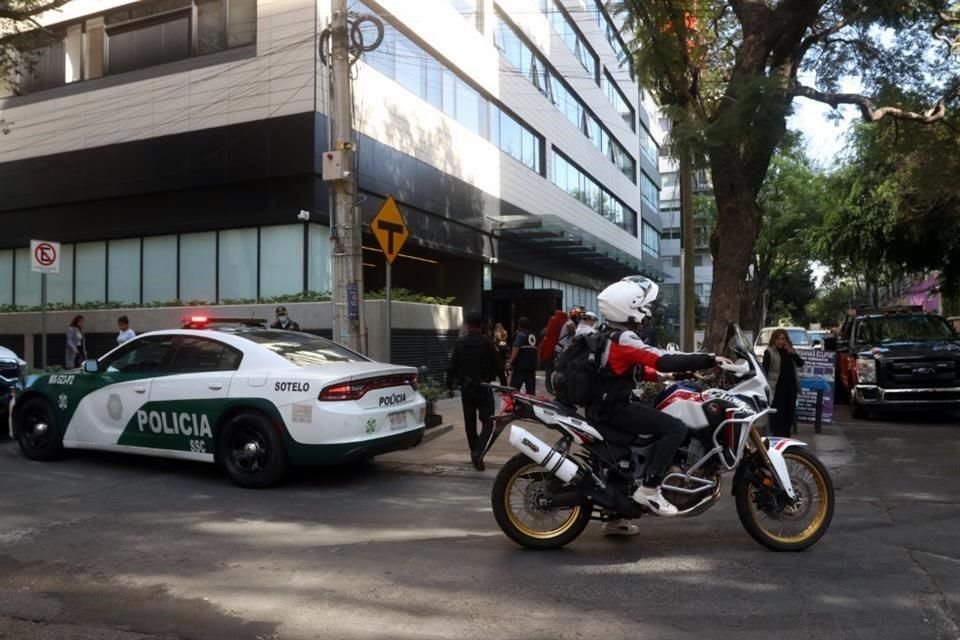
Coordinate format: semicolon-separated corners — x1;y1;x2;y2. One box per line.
856;357;877;384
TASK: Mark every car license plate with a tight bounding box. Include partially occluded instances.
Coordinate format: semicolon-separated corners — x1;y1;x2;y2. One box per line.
388;411;408;431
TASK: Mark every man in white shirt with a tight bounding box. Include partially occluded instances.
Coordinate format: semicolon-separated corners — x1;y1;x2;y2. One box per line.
116;316;136;345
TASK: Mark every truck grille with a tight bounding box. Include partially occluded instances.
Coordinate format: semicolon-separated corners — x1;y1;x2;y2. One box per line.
884;359;958;387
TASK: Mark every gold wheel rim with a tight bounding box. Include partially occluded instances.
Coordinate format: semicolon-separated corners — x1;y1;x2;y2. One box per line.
750;452;830;544
504;462;581;540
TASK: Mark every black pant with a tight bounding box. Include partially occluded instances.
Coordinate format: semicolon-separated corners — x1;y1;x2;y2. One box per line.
770;385;797;438
603;402;687;480
461;386;495;456
510;369;536;394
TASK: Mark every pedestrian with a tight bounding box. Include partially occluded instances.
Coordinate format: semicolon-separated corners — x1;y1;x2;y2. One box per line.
446;312;506;471
65;315;86;368
762;328;805;438
507;316;538;394
116;315;136;345
271;305;301;331
543;307;582;394
575;311;599;336
493;322;510;363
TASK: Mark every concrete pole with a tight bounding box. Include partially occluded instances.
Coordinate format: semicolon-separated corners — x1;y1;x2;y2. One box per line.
329;0;366;352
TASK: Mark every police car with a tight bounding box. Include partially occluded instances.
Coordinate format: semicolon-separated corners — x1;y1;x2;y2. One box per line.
9;319;426;487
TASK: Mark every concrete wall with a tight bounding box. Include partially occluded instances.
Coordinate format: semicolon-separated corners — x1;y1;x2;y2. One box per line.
0;300;462;367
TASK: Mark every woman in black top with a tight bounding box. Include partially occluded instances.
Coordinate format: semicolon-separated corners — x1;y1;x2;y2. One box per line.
762;329;805;438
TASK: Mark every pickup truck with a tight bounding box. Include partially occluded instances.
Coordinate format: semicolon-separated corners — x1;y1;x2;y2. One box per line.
833;307;960;418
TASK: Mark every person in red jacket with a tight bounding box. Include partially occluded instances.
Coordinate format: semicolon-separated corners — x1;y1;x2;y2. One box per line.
596;276;725;521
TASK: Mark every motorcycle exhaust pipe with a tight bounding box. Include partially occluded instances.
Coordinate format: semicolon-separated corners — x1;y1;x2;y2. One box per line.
508;426;581;483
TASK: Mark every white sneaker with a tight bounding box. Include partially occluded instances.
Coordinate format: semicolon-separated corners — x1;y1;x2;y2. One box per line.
632;484;680;517
601;519;641;536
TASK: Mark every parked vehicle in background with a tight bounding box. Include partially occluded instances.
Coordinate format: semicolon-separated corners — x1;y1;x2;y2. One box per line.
831;306;960;419
948;317;960;334
1;347;28;436
754;327;812;359
808;330;828;349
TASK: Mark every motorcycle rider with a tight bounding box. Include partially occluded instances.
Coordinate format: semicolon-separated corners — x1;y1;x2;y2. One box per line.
596;276;725;518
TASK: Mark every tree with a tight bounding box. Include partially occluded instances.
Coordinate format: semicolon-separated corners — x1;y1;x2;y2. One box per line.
617;0;960;350
0;0;70;131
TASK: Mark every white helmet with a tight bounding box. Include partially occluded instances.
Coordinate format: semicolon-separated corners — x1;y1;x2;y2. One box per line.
598;276;659;324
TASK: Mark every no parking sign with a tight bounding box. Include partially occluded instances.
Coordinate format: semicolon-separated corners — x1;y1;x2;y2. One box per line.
30;239;61;274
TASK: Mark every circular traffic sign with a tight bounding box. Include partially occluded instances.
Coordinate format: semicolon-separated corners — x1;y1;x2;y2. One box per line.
34;242;57;267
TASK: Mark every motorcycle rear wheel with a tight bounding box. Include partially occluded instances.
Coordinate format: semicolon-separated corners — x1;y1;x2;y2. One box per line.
492;453;592;550
735;447;834;551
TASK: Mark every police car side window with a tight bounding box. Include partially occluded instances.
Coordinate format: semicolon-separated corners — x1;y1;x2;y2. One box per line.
171;337;243;372
103;336;176;373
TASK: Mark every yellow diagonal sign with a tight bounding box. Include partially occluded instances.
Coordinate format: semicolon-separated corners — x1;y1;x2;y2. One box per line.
372;195;409;264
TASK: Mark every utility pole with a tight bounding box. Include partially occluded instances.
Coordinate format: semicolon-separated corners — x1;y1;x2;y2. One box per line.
329;0;365;353
679;146;695;352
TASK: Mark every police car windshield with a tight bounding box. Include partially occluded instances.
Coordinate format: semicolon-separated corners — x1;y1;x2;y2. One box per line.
239;331;370;365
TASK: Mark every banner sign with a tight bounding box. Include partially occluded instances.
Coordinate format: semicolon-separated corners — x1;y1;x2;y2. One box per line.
796;348;835;424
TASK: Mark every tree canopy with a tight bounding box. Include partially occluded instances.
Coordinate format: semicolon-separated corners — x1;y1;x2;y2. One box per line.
617;0;960;349
0;1;69;94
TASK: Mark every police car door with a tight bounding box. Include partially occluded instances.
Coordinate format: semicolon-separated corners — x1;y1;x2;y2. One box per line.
68;335;177;447
145;336;242;457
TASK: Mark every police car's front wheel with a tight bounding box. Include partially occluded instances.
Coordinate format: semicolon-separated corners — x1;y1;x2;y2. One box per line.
217;411;288;488
15;397;63;461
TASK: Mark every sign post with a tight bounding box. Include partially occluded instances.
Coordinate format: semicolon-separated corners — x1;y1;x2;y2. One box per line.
371;195;409;364
31;240;61;370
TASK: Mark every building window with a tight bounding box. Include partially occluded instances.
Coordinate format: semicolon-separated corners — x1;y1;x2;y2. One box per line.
590;0;632;74
0;250;12;306
546;0;598;81
75;242;107;304
639;123;658;164
602;70;634;130
450;0;483;32
260;225;303;297
218;228;258;301
15;0;256;95
495;11;635;182
308;224;332;293
108;238;141;304
143;235;178;303
641;172;660;210
179;232;216;303
360;2;543;174
642;221;660;257
552;150;637;235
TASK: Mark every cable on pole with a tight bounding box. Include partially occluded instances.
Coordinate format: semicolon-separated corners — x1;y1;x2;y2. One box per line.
318;12;383;67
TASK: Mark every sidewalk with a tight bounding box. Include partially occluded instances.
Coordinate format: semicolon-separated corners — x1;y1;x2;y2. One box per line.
380;379;854;476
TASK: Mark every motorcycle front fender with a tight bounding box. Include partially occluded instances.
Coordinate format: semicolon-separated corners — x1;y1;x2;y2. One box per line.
734;437;805;500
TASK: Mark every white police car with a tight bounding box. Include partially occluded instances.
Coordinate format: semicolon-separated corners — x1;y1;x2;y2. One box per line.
10;322;426;487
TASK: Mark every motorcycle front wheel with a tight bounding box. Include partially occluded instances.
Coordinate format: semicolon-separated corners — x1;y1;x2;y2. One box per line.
735;447;835;551
491;453;592;550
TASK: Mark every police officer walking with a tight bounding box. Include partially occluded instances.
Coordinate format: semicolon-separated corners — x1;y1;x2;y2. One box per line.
446;312;506;471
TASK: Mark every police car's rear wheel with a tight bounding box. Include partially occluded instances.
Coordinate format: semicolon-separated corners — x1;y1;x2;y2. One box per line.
217;411;288;488
16;397;63;461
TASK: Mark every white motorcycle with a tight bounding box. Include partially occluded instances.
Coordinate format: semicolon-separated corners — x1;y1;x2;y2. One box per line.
487;324;834;551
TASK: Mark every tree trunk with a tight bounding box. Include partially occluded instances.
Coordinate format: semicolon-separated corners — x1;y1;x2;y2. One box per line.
705;152;764;352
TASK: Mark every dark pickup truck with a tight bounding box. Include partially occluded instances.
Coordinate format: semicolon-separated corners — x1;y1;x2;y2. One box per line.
833;307;960;418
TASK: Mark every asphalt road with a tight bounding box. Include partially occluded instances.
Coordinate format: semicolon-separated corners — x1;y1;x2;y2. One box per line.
1;409;958;640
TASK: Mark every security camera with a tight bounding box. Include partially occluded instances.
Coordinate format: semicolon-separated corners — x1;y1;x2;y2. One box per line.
297;210;311;221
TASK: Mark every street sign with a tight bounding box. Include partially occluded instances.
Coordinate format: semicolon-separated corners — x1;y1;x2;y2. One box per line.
371;195;409;265
31;239;61;274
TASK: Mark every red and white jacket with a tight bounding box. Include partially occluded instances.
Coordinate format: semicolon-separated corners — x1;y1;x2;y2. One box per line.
601;330;716;381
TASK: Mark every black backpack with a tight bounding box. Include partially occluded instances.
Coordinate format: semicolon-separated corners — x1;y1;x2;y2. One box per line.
552;330;620;408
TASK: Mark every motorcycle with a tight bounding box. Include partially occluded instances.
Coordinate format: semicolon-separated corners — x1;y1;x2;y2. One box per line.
486;324;834;551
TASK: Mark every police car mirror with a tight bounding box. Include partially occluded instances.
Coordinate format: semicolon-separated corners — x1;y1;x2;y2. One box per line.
82;359;100;374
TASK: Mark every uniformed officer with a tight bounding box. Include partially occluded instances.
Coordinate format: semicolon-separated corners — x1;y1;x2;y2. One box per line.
446;312;506;471
271;306;301;331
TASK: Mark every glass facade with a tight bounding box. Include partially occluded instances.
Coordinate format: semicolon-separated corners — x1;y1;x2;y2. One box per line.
361;3;543;174
602;70;634;130
524;274;600;316
449;0;482;32
546;0;598;81
639;123;658;164
641;221;660;257
589;0;632;72
552;151;637;235
16;0;256;95
641;172;660;210
495;11;636;183
0;225;332;308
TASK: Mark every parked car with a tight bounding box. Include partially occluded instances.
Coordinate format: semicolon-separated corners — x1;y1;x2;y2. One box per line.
832;306;960;419
753;326;812;359
1;346;27;437
10;327;426;486
808;330;829;348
